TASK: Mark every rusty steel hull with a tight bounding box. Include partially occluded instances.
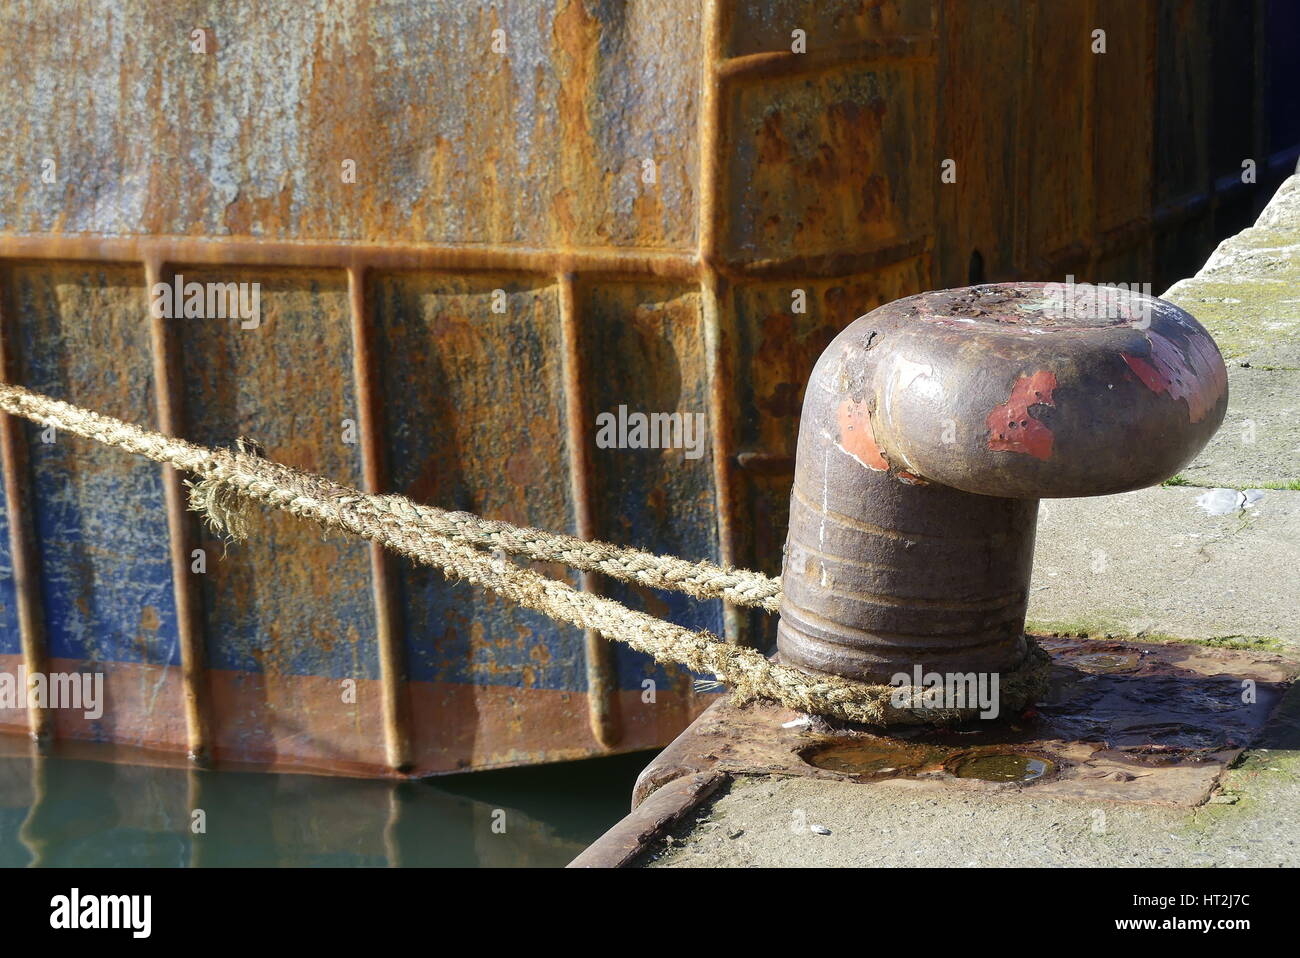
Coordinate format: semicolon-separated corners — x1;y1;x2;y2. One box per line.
0;1;1296;776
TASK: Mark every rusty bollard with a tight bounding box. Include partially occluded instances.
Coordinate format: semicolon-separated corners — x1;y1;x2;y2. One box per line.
777;282;1228;711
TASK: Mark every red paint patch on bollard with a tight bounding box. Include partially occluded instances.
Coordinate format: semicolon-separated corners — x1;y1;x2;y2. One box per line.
987;370;1057;460
836;398;889;471
1122;330;1226;424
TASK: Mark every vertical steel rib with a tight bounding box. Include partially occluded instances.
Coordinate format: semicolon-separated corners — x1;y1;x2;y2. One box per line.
347;265;414;773
699;0;745;647
145;259;213;765
557;271;621;748
0;267;51;744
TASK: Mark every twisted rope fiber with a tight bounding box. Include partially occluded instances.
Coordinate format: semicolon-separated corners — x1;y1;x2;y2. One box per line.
0;382;1049;725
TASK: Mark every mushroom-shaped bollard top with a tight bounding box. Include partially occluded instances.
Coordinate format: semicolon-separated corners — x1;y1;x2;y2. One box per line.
777;282;1228;689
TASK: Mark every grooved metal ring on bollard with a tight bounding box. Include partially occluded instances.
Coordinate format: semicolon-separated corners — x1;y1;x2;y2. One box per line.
776;282;1229;700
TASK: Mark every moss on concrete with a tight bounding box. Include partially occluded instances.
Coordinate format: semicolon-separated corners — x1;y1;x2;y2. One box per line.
1026;620;1285;653
1161;474;1298;491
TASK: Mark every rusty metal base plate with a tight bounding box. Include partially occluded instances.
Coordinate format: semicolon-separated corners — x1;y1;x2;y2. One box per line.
633;636;1297;810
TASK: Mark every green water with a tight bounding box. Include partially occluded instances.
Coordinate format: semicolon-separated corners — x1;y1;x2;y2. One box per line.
0;742;654;867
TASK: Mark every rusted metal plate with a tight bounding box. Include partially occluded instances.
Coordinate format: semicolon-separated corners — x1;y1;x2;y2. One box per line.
724;62;934;265
9;266;173;670
722;0;932;58
368;273;708;771
574;278;725;746
624;636;1297;813
581;282;722;678
0;474;23;732
1;0;1297;778
1265;0;1300;154
4;265;185;745
1157;1;1214;208
174;267;384;768
1024;3;1093;262
370;270;600;771
933;0;1025;285
0;490;18;651
371;272;577;692
1154;0;1216;290
0;0;701;251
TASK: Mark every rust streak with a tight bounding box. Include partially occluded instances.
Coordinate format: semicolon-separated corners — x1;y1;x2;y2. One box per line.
717;237;931;281
716;35;937;82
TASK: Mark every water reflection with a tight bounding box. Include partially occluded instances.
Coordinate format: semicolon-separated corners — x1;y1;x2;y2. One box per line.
0;737;652;867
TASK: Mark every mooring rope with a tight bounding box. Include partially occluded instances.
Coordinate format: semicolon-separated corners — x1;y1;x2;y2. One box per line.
0;382;1048;725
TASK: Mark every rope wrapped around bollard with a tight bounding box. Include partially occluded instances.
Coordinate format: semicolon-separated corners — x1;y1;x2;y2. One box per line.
0;381;1050;725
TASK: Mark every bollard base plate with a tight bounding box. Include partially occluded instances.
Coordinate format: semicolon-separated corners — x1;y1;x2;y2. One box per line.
578;634;1299;866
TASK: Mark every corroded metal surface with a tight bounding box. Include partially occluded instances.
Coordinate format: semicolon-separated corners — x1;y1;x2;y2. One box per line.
730;259;930;646
567;771;724;868
571;635;1297;864
581;281;722;692
0;1;1295;776
849;284;1229;498
777;283;1228;684
624;636;1297;812
0;0;702;250
7;266;182;745
177;268;386;767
